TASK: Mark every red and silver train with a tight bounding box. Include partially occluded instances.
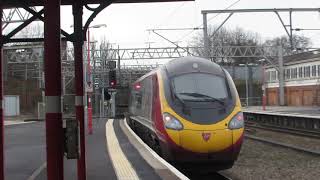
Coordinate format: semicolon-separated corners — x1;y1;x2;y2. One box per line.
127;57;244;171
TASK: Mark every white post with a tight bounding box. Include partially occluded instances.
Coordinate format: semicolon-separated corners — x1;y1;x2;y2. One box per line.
246;64;249;106
278;46;285;106
101;87;104;118
202;12;210;59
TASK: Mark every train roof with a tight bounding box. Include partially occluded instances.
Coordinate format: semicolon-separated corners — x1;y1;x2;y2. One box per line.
164;56;224;76
132;57;224;85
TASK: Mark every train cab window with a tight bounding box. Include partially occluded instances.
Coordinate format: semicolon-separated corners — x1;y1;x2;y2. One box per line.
172;73;228;101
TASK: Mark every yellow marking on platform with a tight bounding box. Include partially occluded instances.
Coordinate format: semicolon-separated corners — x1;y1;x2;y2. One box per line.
106;119;139;180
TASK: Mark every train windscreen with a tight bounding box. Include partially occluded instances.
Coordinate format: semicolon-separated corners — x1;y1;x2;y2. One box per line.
172;73;228;102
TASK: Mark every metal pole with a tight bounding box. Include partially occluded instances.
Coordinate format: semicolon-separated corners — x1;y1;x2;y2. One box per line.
289;10;293;50
93;53;99;116
118;45;121;86
0;4;4;180
202;13;210;59
42;72;45;103
101;87;104;117
25;64;28;80
278;46;285;105
38;56;42;93
245;64;249;106
62;76;65;96
262;64;266;111
72;2;87;180
87;28;93;135
44;0;64;179
248;66;253;105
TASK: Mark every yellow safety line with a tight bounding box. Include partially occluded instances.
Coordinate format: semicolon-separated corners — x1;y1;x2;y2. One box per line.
106;119;139;180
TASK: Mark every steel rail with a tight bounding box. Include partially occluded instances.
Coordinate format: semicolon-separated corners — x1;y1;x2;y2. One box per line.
245;135;320;156
128;118;233;179
245;124;320;139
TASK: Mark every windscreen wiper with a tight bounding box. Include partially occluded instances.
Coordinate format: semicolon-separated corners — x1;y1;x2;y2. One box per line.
178;92;225;105
173;93;190;115
174;92;185;105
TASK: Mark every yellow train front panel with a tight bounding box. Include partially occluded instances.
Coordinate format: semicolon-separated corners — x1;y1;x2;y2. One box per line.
158;71;244;154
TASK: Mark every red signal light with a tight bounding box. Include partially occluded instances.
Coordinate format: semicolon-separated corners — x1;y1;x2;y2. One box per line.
110;80;116;87
134;83;141;90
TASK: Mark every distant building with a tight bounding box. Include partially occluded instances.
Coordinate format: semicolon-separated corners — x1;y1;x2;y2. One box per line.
3;41;68;115
265;50;320;106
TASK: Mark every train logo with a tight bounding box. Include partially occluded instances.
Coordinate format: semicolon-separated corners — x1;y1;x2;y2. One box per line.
202;132;211;142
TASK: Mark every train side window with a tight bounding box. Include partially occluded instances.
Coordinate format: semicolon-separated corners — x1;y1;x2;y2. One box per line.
135;92;142;109
285;69;290;80
141;77;152;120
266;71;270;82
298;67;303;78
291;68;297;79
312;65;316;77
304;66;310;78
271;71;276;81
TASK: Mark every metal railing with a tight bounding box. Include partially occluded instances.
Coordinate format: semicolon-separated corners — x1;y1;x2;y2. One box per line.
240;97;262;107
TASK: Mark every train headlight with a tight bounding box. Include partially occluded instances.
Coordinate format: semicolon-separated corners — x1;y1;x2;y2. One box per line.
228;112;244;129
163;113;183;131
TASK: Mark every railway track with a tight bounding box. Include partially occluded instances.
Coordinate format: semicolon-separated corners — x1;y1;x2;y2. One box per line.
245;134;320;156
127;119;233;180
177;168;231;180
245;121;320;156
245;123;320;139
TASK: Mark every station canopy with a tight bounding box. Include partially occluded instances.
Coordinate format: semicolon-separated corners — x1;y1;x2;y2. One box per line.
2;0;193;8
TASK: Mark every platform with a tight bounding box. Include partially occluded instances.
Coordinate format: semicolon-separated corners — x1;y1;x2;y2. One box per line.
243;106;320;119
4;118;187;180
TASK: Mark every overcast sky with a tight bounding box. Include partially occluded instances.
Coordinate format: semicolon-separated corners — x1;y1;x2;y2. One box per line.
58;0;320;48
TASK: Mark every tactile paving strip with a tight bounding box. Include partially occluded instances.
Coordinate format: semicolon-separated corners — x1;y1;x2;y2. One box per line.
106;119;139;180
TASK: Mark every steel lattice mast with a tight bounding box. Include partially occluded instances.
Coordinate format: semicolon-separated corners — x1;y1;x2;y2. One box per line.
2;7;38;30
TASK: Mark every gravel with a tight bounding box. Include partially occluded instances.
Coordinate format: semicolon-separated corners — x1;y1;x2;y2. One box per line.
221;138;320;180
248;128;320;152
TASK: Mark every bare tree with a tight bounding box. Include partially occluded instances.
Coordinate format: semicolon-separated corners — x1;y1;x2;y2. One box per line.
190;26;261;64
16;22;44;38
263;35;312;55
99;36;114;63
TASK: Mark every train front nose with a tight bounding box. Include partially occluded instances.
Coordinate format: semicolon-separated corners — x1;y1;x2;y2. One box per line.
179;129;233;153
162;112;244;162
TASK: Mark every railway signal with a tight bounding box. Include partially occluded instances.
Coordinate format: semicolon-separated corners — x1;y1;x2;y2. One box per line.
104;89;111;101
109;69;117;88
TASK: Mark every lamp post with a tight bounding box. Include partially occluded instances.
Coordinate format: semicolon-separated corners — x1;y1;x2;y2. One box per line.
86;24;106;135
258;59;266;111
239;63;249;106
239;63;258;107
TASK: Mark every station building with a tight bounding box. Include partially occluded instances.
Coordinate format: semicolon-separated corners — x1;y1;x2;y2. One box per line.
265;50;320;106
